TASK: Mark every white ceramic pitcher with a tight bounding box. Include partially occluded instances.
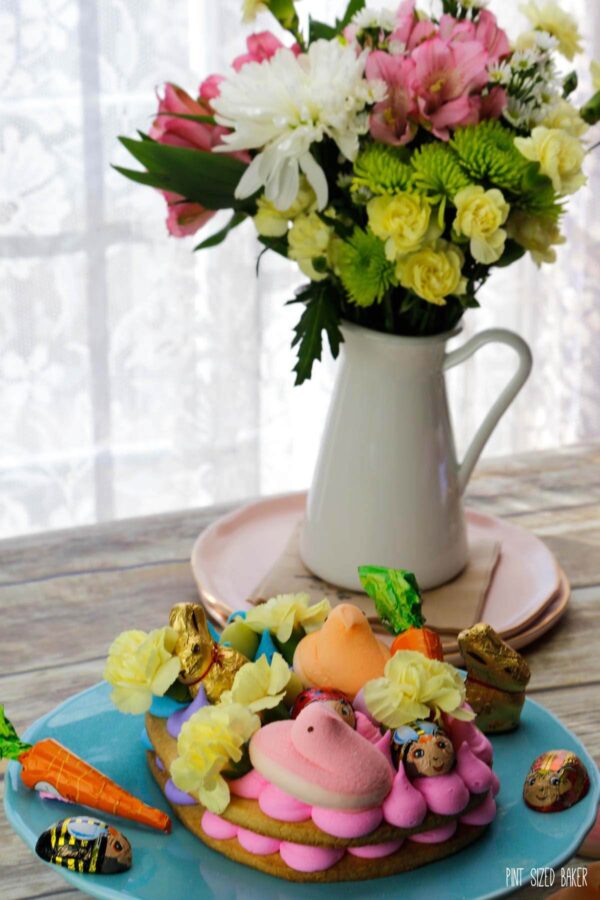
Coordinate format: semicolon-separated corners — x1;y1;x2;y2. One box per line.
300;322;533;591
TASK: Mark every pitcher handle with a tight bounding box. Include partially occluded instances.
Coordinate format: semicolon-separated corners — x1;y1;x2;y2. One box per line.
444;328;533;495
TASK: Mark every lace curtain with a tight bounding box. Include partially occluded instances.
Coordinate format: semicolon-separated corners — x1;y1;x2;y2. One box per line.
1;0;599;538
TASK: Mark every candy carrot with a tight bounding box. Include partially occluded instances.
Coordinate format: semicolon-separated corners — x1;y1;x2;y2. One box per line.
358;566;444;661
0;706;171;833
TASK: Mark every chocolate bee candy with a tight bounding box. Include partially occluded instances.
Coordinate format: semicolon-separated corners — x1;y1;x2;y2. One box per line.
35;817;132;874
523;750;590;813
391;720;455;777
291;688;356;729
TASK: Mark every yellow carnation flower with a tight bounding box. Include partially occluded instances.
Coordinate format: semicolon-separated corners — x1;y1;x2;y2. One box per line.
506;211;566;265
453;185;509;265
104;627;181;715
363;650;475;729
244;593;331;643
367;193;439;261
219;652;291;712
396;240;467;306
171;703;260;813
515;127;586;195
541;99;588;138
253;179;317;238
592;61;600;92
520;1;583;60
288;211;334;281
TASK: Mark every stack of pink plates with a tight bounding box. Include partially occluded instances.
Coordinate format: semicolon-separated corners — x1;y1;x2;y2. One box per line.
191;493;569;664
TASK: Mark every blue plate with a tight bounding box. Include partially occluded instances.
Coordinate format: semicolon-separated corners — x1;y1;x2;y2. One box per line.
4;682;599;900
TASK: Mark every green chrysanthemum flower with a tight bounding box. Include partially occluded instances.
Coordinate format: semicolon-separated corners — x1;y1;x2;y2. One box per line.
411;143;472;203
352;144;414;198
337;228;397;308
451;121;561;219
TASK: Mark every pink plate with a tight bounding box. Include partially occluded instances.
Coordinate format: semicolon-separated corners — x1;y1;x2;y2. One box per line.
191;493;566;647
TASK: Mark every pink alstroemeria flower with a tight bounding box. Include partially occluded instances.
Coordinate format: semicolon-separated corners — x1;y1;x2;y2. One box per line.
480;85;508;119
199;74;225;102
232;32;300;71
389;0;419;50
412;37;489;139
366;51;418;146
438;15;476;44
163;191;215;238
475;10;511;62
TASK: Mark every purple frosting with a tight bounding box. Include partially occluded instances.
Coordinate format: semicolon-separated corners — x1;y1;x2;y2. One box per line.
166;779;198;806
155;755;165;772
167;686;208;738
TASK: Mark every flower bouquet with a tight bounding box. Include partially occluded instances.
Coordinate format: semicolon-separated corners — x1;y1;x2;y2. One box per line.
116;0;600;384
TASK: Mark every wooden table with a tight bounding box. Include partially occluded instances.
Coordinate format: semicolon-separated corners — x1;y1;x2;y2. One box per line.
2;443;600;900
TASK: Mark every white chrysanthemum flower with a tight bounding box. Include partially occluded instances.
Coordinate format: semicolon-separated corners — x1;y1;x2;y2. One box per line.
488;62;511;85
353;7;397;32
212;41;385;211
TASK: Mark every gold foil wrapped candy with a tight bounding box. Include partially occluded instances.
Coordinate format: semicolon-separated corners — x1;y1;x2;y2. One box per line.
523;750;590;813
458;623;531;733
169;603;248;703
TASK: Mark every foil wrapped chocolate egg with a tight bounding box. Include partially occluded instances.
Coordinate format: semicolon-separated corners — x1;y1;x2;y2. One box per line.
391;720;455;777
523;750;590;813
35;817;132;874
291;688;356;728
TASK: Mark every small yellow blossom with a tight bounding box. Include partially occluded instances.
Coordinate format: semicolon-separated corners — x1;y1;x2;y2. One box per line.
363;650;475;729
104;627;181;715
219;652;291;712
367;193;439;261
592;61;600;92
396;240;467;306
244;593;331;643
242;0;268;23
521;1;583;60
506;211;566;265
541;99;588;138
515;127;586;195
288;211;334;281
253;179;317;238
171;703;260;813
453;185;509;264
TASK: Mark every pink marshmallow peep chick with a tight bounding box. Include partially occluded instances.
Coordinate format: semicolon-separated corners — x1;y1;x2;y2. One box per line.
249;702;393;810
293;603;390;699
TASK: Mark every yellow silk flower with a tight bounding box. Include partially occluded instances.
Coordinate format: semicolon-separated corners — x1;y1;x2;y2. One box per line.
453;186;509;264
521;1;583;61
104;627;181;715
219;652;291;712
170;703;260;813
244;593;331;643
363;650;475;729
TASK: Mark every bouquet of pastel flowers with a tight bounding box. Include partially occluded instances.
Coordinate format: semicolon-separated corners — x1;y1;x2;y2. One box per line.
117;0;600;382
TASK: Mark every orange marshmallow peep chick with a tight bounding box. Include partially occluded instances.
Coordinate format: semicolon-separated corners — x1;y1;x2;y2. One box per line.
293;604;390;699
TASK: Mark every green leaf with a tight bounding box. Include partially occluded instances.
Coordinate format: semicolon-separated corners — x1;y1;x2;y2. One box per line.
581;90;600;126
112;165;171;190
562;71;578;99
308;16;337;41
358;567;424;634
194;212;246;251
291;284;343;385
0;705;32;761
337;0;366;30
117;137;247;210
258;235;289;259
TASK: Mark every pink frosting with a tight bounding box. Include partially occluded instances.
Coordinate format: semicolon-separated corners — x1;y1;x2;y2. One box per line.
409;821;457;844
258;783;312;822
456;742;494;795
311;805;383;839
279;842;345;873
250;704;393;809
413;772;470;816
490;769;500;797
382;762;428;829
201;811;238;840
444;714;493;766
230;769;269;800
237;826;280;855
460;790;497;826
348;839;404;858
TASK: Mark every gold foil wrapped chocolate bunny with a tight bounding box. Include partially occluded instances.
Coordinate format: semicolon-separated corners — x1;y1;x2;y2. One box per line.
458;623;531;733
169;603;248;703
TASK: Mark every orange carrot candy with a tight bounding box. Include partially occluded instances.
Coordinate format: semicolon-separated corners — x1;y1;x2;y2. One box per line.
0;706;171;833
358;566;444;661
